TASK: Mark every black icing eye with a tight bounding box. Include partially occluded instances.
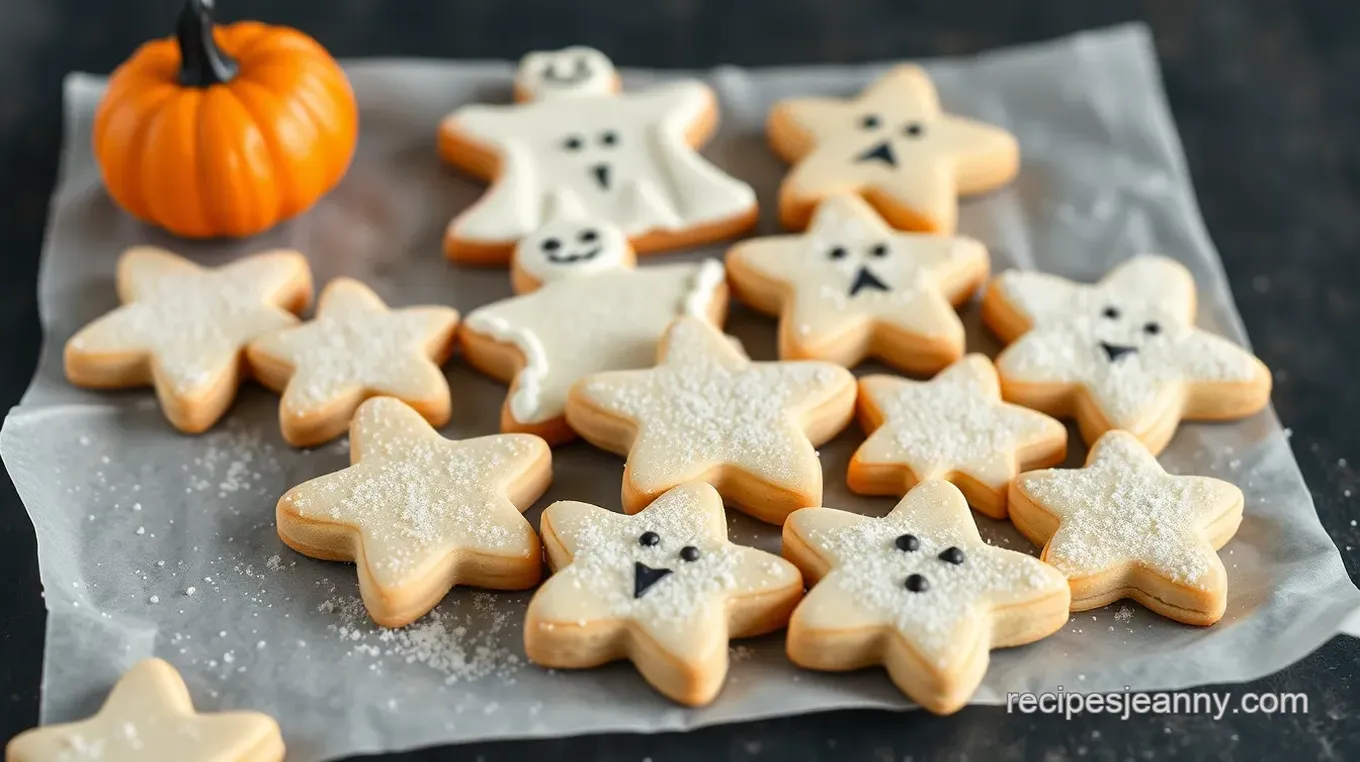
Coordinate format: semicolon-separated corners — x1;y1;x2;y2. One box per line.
938;547;966;565
541;237;562;252
575;57;591;73
904;574;929;592
563;135;584;151
1143;321;1161;336
638;531;660;547
870;243;889;258
894;534;920;552
904;122;925;138
679;546;701;562
579;229;599;243
828;246;848;260
860;114;880;129
1102;306;1120;320
599;130;619;147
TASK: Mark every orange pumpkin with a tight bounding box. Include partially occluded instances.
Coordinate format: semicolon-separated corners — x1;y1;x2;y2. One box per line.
93;0;358;238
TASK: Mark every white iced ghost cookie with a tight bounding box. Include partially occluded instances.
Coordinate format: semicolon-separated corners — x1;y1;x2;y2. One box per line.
850;354;1067;519
526;482;803;706
514;46;620;102
565;316;858;525
1008;430;1245;626
768;65;1019;233
782;480;1070;715
276;397;551;627
6;658;284;762
725;193;989;373
437;50;758;264
246;278;460;448
459;214;728;446
981;255;1273;454
64;246;313;434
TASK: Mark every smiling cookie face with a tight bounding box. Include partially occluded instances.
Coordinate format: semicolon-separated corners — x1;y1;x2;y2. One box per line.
515;46;619;101
1085;299;1182;364
512;217;631;285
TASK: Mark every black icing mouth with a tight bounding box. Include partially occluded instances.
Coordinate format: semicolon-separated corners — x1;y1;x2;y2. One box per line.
855;140;897;168
849;266;891;297
545;247;601;264
634;562;672;598
591;163;612;190
1100;341;1138;362
541;58;591;85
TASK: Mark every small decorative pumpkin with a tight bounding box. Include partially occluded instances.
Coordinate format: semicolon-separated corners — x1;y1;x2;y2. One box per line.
93;0;358;238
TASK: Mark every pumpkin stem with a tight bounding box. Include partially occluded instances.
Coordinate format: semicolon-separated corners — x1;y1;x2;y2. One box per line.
176;0;237;87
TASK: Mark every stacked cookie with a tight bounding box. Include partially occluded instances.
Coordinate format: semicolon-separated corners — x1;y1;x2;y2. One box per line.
54;49;1274;733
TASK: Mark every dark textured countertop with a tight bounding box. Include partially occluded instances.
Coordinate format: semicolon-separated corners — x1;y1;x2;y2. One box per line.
2;1;1358;759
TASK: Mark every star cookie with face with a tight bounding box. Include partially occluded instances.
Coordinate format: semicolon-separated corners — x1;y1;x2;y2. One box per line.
1008;430;1245;625
725;193;989;373
6;658;284;762
526;481;803;706
247;278;459;447
850;354;1067;519
438;50;757;263
276;397;551;627
768;65;1019;233
982;255;1273;454
460;212;728;446
64;246;313;434
783;480;1070;715
565;316;857;525
514;46;620;102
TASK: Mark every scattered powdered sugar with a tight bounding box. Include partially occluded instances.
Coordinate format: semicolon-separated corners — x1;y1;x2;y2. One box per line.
1114;605;1135;623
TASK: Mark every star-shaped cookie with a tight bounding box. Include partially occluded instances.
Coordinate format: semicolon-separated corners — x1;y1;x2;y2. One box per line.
526;481;803;705
6;658;284;762
850;354;1067;519
565;316;857;524
982;255;1273;454
247;278;460;447
768;65;1019;233
783;480;1070;715
64;246;313;433
276;396;551;627
1008;430;1244;626
725;193;988;372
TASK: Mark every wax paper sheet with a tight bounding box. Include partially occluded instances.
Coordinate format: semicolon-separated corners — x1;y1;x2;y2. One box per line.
5;23;1358;762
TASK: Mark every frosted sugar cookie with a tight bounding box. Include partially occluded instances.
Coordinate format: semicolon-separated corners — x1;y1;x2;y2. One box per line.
526;482;803;706
438;49;757;263
850;354;1067;519
276;397;550;627
247;278;459;447
725;193;988;372
514;46;620;101
768;65;1018;233
565;316;857;524
460;212;727;445
783;480;1070;715
982;255;1273;454
6;658;284;762
1008;430;1244;626
64;246;312;433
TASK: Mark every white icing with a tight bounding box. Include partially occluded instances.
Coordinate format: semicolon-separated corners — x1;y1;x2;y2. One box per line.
512;217;630;285
994;256;1265;428
575;317;854;497
1012;431;1241;589
249;279;457;414
281;398;542;587
445;80;756;244
728;193;986;349
463;258;725;424
788;481;1067;667
67;247;306;395
516;46;617;101
532;483;800;661
854;355;1064;490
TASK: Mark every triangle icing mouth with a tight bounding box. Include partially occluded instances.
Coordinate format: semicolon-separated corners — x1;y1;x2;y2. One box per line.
854;140;897;168
1100;341;1137;362
849;267;891;297
633;562;673;598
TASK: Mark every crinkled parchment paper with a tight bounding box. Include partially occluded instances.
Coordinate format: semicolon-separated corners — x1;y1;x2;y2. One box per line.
4;23;1358;762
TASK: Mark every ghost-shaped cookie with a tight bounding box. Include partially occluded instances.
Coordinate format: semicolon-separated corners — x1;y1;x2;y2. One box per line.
459;207;728;445
514;46;620;102
438;50;758;263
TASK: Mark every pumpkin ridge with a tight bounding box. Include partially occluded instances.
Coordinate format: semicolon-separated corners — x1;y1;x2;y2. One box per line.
95;84;177;221
225;80;294;223
142;88;209;236
247;61;342;182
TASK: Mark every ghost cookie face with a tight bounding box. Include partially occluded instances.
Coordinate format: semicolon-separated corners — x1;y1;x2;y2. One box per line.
982;255;1273;454
726;193;989;373
514;46;620;102
526;482;803;706
1009;431;1245;626
768;65;1019;233
508;213;635;293
438;50;757;264
782;480;1070;715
